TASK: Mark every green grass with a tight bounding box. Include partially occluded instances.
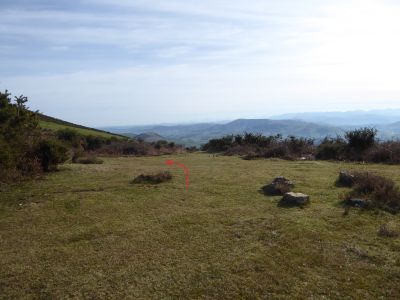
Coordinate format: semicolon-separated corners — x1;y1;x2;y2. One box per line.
38;113;124;139
39;120;118;139
1;153;399;298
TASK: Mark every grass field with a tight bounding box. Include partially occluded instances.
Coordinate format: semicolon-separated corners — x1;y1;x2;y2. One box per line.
39;120;119;139
1;153;399;298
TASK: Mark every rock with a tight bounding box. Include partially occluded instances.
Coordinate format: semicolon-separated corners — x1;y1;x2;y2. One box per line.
345;198;368;208
281;192;310;206
337;171;356;187
272;176;294;186
263;177;294;195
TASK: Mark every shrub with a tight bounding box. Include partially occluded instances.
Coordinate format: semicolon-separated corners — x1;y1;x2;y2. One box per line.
364;141;400;164
343;172;400;213
378;222;399;238
0;90;58;180
131;171;172;184
84;135;107;151
316;137;346;160
202;135;234;152
35;139;68;172
56;128;81;146
263;144;291;159
286;136;314;155
345;127;377;160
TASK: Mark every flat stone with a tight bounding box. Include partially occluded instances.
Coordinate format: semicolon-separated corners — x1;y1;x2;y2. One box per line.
282;192;310;206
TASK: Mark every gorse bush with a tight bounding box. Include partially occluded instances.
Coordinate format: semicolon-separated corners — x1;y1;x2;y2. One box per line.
316;137;346;160
56;128;81;146
35;139;68;172
0;90;68;180
345;127;377;153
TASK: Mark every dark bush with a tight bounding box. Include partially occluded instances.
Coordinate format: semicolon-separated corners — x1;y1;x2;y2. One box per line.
263;144;291;159
286;136;314;155
35;139;68;172
0;90;66;180
345;127;377;160
202;135;234;152
131;171;172;184
84;135;107;151
316;137;346;160
365;141;400;164
56;128;81;145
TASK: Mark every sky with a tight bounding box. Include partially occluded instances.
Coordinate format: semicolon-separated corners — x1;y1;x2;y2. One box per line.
1;0;400;126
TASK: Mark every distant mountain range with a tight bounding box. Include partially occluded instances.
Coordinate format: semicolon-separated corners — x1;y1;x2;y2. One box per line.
101;110;400;147
271;109;400;126
102;119;343;146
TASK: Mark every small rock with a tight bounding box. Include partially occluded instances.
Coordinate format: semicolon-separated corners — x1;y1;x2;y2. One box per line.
281;192;310;206
263;177;295;196
337;171;356;187
272;176;294;187
345;198;368;208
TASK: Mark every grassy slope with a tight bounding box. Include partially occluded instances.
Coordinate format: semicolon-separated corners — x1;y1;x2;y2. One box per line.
38;114;124;139
0;153;399;298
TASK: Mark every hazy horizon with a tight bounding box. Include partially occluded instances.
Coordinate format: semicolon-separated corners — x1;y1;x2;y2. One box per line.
2;0;400;126
100;107;400;128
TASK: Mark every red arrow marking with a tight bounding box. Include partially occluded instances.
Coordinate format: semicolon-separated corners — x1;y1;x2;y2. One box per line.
165;159;190;190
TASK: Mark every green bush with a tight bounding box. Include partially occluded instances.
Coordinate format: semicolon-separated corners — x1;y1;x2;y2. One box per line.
56;128;82;146
35;139;68;172
345;127;377;160
84;135;107;151
0;90;46;180
316;137;346;160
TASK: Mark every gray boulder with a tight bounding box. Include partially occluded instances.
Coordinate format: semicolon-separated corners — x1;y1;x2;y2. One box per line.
337;171;356;187
281;192;310;206
263;177;294;196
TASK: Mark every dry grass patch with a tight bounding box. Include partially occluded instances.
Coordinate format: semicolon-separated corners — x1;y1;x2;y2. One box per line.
131;171;172;184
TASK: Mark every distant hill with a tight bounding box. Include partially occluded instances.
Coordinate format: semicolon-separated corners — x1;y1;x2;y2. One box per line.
102;119;344;146
271;109;400;126
133;132;166;143
38;114;125;139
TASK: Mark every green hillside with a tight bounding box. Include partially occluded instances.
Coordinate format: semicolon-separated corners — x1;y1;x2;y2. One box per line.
1;153;399;298
38;113;125;139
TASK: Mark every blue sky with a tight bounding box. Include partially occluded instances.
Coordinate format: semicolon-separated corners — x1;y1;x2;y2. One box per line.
1;0;400;126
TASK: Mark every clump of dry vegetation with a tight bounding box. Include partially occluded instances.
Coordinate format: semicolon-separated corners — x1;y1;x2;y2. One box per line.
340;171;400;213
131;171;172;184
378;222;400;238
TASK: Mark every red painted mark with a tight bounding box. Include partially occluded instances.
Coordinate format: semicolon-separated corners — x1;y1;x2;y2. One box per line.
165;159;190;190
